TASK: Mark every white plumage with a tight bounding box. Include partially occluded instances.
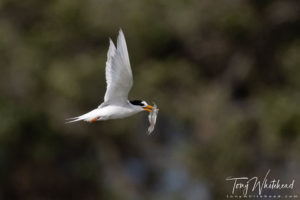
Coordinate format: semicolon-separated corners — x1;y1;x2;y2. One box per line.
66;29;153;123
105;31;133;103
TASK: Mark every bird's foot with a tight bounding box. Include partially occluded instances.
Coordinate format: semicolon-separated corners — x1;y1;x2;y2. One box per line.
90;116;100;123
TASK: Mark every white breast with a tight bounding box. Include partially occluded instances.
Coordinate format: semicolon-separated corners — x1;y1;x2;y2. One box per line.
97;105;141;120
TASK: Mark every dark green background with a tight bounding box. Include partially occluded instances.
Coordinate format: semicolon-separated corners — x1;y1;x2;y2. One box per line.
0;0;300;199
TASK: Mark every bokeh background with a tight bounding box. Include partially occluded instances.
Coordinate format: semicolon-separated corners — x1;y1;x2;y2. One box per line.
1;0;300;199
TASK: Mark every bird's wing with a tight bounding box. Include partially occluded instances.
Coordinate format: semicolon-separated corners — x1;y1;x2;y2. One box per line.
104;30;133;104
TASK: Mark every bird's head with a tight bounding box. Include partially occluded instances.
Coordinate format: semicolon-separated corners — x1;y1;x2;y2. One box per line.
129;100;153;112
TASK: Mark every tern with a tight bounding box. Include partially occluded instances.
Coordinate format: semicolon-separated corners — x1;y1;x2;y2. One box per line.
67;30;153;123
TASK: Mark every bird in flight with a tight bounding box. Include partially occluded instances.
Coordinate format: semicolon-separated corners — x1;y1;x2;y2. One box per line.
66;30;154;123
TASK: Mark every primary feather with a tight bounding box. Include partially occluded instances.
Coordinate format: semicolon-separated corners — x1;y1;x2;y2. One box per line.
104;30;133;104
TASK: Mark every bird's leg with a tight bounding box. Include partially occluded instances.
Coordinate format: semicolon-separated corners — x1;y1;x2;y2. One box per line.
90;116;100;123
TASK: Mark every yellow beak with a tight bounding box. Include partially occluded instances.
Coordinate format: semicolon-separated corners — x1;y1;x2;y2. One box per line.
143;105;153;112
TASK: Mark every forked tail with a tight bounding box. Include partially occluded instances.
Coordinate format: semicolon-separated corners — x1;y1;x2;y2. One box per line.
65;116;85;123
65;109;100;123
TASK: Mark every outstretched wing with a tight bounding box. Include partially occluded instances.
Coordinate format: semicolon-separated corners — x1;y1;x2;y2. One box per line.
104;30;133;104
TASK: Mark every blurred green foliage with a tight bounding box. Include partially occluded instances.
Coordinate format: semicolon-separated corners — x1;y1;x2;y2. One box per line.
0;0;300;199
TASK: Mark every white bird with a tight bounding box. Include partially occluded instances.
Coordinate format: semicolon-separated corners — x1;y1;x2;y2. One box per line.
66;30;153;123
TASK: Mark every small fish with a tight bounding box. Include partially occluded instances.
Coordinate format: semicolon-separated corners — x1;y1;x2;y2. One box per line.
147;103;159;134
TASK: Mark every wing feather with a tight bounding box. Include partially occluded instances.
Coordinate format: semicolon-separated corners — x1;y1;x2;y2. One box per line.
104;30;133;104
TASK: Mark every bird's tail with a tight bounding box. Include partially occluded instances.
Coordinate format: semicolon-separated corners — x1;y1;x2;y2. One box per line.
65;116;84;123
65;109;100;123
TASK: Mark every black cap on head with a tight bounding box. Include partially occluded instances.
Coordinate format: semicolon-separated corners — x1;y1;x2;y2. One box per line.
129;100;144;106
